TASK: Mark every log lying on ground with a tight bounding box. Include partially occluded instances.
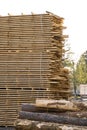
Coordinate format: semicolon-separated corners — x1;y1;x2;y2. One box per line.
22;100;87;113
19;111;87;126
35;99;79;111
64;111;87;118
36;99;87;111
22;103;72;112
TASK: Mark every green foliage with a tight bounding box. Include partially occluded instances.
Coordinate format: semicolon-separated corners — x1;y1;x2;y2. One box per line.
63;42;75;87
75;51;87;84
63;42;74;69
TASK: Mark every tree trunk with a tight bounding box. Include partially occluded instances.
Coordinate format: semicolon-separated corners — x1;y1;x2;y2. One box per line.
19;111;87;126
22;101;87;113
21;103;67;112
22;104;38;112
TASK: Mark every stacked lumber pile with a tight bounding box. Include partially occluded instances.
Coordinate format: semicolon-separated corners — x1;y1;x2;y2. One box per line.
49;15;70;99
0;12;70;126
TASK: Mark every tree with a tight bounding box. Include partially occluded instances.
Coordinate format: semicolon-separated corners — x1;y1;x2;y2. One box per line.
75;51;87;85
63;42;77;94
63;42;74;68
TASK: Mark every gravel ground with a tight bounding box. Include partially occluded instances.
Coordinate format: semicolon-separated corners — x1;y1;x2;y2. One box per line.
15;119;87;130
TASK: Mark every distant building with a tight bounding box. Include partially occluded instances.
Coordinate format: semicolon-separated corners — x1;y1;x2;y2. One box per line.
79;84;87;95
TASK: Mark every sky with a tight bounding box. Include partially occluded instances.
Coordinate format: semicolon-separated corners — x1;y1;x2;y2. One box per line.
0;0;87;62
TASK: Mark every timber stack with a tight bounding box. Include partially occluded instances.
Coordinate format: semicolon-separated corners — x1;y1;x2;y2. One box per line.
0;12;70;126
48;13;70;99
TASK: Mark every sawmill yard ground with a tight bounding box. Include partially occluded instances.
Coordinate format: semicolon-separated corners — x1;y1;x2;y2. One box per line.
15;119;87;130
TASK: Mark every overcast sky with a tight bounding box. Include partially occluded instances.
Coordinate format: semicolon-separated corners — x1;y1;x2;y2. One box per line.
0;0;87;62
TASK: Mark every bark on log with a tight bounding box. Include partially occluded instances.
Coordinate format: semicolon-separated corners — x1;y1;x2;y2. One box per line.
64;111;87;118
74;102;87;111
35;99;79;111
22;103;87;118
22;102;87;113
19;111;87;126
22;104;38;112
21;103;67;112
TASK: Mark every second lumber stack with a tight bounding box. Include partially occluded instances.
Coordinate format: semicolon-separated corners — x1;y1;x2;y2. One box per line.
48;13;70;99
